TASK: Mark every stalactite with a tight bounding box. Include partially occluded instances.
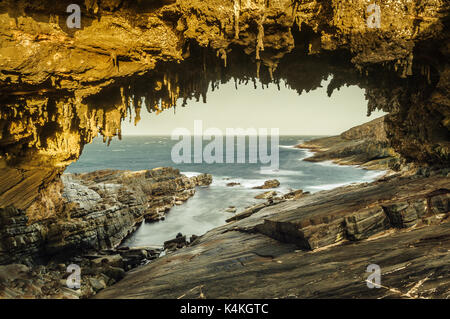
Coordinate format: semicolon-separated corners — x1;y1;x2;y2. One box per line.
217;49;227;68
421;64;431;84
234;0;241;39
134;104;141;126
110;52;118;71
406;54;413;76
268;65;274;81
256;15;265;60
256;60;261;78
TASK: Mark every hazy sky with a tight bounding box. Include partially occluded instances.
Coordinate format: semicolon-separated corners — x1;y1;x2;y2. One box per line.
121;78;386;136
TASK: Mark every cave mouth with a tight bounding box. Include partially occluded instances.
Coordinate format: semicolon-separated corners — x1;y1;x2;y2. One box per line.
0;38;443;216
65;75;389;247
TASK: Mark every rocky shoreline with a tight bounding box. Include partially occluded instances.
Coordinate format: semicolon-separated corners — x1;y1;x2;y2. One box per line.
95;168;449;299
0;168;212;298
296;116;405;171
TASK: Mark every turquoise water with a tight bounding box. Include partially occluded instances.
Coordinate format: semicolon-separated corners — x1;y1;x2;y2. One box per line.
67;136;385;246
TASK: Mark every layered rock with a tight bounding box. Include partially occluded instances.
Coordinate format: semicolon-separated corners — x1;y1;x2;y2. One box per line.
95;170;450;299
0;168;212;265
296;116;403;170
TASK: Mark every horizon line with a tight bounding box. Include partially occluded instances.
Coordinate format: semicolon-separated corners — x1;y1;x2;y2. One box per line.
117;134;333;137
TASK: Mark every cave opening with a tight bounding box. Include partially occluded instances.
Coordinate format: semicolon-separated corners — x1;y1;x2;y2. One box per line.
66;64;388;247
0;0;448;300
0;40;438;249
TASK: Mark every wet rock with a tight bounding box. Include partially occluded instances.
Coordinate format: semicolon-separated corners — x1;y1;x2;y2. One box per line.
255;191;277;200
282;189;305;200
226;182;241;187
252;180;280;189
95;174;450;299
226;203;266;223
225;207;237;213
190;174;213;186
164;235;187;252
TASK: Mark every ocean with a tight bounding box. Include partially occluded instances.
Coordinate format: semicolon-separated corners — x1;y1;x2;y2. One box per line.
66;136;385;247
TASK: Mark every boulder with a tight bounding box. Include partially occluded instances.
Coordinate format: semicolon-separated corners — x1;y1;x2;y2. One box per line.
283;189;305;200
91;254;124;269
102;266;126;282
189;235;199;244
164;235;187;251
0;264;30;282
252;180;280;189
226;182;241;187
88;277;107;293
255;191;277;200
429;191;450;214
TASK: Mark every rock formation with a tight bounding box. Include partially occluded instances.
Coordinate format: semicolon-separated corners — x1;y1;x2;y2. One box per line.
96;169;449;299
296;116;403;170
0;167;212;265
252;179;280;189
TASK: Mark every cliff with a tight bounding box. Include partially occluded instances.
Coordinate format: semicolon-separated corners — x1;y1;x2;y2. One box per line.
0;167;212;265
296;116;403;170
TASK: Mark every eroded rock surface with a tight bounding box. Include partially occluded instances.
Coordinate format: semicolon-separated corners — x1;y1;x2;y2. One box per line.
297;116;404;170
0;167;212;265
96;171;450;299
